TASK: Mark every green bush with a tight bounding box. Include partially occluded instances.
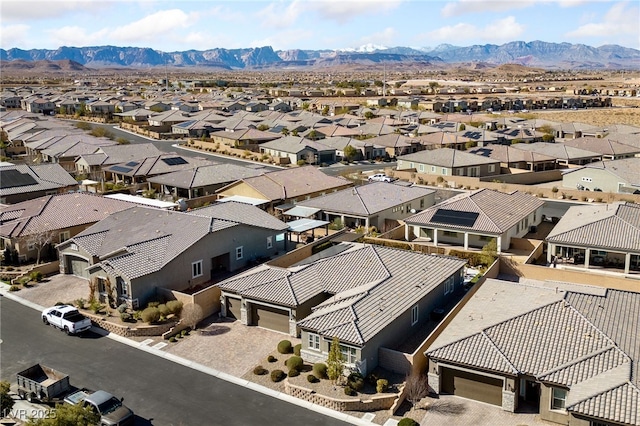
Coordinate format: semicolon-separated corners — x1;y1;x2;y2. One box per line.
348;372;365;391
366;372;379;385
147;301;160;308
277;340;292;354
307;374;318;383
120;312;132;322
293;343;301;356
376;378;389;393
9;285;20;291
253;365;268;375
287;369;299;377
270;369;285;382
398;418;419;426
89;300;103;314
166;300;183;315
313;363;327;379
169;336;176;343
141;307;161;324
116;303;127;313
267;355;277;363
344;386;357;396
180;329;188;337
286;356;304;372
158;304;170;316
29;271;43;282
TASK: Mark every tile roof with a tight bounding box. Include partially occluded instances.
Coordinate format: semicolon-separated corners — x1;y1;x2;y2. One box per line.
188;201;288;231
546;202;640;252
146;163;264;188
219;243;465;345
0;164;78;196
568;382;640;426
563;157;640;186
397;147;500;167
405;188;543;234
297;182;434;216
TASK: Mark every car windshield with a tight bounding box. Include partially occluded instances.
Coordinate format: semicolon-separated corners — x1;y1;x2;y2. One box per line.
97;397;122;414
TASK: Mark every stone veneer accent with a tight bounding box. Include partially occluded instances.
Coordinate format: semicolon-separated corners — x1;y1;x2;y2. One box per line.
427;372;440;394
284;379;399;412
502;389;516;412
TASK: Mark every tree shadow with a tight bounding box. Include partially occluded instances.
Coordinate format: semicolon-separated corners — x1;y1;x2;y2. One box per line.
426;399;467;415
198;325;231;336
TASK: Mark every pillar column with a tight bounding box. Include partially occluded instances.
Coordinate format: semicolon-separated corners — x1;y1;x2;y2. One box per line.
405;225;410;241
497;237;502;254
433;228;438;246
464;233;469;250
624;253;631;274
584;248;591;269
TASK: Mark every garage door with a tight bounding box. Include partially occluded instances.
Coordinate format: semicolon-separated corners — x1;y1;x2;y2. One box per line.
252;304;290;333
441;368;503;406
226;297;242;320
68;256;89;279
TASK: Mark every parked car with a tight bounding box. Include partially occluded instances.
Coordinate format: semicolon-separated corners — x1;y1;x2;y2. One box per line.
64;390;134;426
368;173;394;182
42;305;92;335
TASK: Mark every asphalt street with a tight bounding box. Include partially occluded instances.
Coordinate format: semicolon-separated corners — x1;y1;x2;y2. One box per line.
0;296;349;426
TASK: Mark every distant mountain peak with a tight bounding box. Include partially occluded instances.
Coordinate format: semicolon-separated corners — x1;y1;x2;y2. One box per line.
337;43;388;53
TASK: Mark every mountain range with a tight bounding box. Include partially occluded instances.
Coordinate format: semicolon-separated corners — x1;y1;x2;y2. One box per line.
1;41;638;70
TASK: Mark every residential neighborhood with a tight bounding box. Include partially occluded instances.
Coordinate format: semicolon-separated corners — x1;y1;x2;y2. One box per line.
2;46;640;426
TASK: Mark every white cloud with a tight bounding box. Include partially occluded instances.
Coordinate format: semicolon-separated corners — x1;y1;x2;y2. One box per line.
359;27;398;46
0;24;30;48
110;9;192;43
46;25;110;47
256;1;306;29
441;0;536;17
309;0;404;24
565;2;639;41
0;0;107;21
425;16;525;43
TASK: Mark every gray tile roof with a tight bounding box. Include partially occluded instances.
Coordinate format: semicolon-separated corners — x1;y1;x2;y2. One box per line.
397;147;499;167
219;243;465;346
563;157;640;186
546;202;640;252
426;279;640;425
188;201;288;231
0;164;78;196
511;142;602;161
147;163;265;188
260;136;335;154
405;188;544;234
105;154;213;177
297;182;434;216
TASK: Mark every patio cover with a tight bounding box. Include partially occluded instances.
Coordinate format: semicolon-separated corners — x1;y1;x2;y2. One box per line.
283;205;320;218
287;218;330;233
217;195;269;206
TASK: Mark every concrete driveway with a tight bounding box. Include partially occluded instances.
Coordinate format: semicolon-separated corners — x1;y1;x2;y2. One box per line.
12;273;89;308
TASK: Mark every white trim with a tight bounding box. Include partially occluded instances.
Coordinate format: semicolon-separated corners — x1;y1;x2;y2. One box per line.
411;304;419;326
192;260;203;278
236;246;243;260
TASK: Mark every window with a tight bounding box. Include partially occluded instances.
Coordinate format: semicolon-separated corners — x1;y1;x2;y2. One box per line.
419;164;424;172
411;305;419;326
488;164;496;173
420;199;425;209
267;236;273;249
308;333;320;351
27;242;35;251
551;388;567;411
339;345;358;364
442;168;447;175
444;277;455;295
275;233;285;242
431;166;436;172
236;246;243;260
97;277;106;293
117;277;128;297
192;260;203;278
70;243;78;251
59;231;70;243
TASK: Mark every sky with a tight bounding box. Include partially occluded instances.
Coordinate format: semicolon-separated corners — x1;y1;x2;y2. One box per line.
1;0;638;52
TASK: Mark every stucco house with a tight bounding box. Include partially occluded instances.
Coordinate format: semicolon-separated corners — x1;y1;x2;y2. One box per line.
561;158;640;194
0;164;79;204
57;202;289;308
294;182;436;231
546;202;640;274
217;242;466;374
405;189;544;253
397;148;501;178
259;136;336;165
426;278;639;426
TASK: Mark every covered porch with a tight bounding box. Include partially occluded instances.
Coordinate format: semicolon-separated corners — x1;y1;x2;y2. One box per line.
547;243;640;275
407;225;503;253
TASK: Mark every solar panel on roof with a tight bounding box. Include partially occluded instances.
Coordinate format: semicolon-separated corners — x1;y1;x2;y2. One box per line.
110;165;133;173
162;157;188;166
0;169;39;189
125;161;139;167
431;209;479;227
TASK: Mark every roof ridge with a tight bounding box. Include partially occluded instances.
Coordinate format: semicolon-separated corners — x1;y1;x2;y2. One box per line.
538;345;624;380
479;331;520;374
286;275;299;306
469;189;501;231
566;380;639;411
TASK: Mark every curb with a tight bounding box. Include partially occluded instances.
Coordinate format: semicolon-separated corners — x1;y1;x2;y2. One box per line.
0;286;376;425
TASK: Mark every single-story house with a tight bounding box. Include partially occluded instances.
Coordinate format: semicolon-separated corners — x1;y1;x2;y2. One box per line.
397;148;501;178
217;242;466;374
426;278;639;426
103;154;214;185
546;201;640;273
468;145;557;172
295;182;436;231
561;157;640;194
259;136;336;165
57;202;289;308
0;164;79;204
510;142;602;167
405;189;544;253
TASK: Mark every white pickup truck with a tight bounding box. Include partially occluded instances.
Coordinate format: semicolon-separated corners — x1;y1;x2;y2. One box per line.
41;305;92;335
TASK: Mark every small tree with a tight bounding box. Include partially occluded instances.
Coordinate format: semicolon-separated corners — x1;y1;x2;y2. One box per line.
181;303;204;329
481;239;498;266
26;402;100;426
1;380;14;418
405;371;430;407
26;230;55;264
326;337;345;385
343;145;358;162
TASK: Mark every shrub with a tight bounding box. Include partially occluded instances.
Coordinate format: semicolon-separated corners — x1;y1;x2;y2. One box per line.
348;372;365;391
398;419;419;426
551;186;559;193
313;363;327;379
293;343;301;356
9;285;20;291
376;379;389;393
267;355;277;363
120;312;132;322
286;356;304;372
277;340;292;354
147;301;160;308
166;300;183;315
169;336;176;343
133;310;142;321
270;369;285;382
366;373;379;385
158;304;170;316
344;386;357;396
29;271;43;282
288;369;299;377
141;307;161;324
253;365;268;375
307;374;318;383
117;303;127;314
89;299;103;314
180;329;188;337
